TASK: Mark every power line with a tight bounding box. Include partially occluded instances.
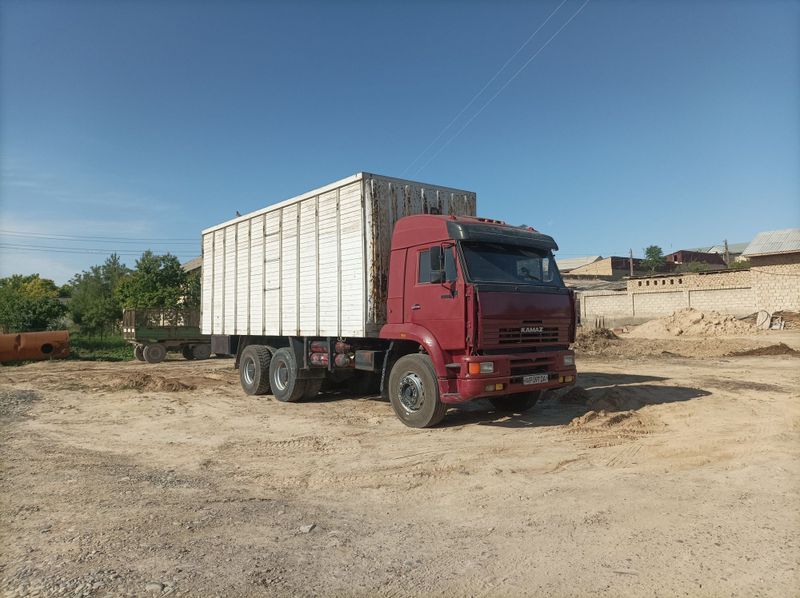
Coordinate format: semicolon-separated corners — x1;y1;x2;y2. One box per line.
414;0;591;175
0;243;196;257
0;229;197;243
401;0;570;176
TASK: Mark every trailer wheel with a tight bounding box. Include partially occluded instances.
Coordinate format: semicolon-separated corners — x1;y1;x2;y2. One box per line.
268;347;307;402
239;345;272;395
489;391;542;413
181;345;195;360
388;354;446;428
133;345;145;361
192;344;211;360
143;343;167;364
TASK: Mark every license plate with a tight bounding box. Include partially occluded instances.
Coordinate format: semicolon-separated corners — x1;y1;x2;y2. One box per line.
523;373;549;385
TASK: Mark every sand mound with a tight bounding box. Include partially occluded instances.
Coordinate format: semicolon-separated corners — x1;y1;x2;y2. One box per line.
725;343;800;357
568;409;643;430
558;386;592;404
110;373;196;392
627;308;755;338
557;385;644;411
574;328;619;353
587;387;644;411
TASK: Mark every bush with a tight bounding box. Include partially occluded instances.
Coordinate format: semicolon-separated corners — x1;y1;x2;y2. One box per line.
68;334;133;362
0;274;67;333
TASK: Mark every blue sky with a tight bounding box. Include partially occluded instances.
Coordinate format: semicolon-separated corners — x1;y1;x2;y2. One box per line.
1;0;798;284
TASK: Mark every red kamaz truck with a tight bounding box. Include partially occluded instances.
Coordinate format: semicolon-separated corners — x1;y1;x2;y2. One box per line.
202;173;576;427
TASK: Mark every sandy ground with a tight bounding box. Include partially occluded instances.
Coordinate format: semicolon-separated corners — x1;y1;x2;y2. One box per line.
1;332;799;597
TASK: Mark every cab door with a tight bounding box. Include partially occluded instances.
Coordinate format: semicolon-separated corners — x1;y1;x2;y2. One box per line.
403;244;465;351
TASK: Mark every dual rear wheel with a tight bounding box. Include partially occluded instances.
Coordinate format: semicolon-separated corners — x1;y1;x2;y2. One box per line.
239;346;320;402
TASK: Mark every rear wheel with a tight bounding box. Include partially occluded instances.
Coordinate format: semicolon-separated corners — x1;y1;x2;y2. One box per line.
192;344;211;360
133;345;145;361
269;347;307;402
489;391;542;412
143;343;166;364
388;354;446;428
181;345;195;360
239;345;272;395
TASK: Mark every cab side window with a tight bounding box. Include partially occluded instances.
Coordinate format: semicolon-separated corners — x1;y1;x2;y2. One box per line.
418;248;457;284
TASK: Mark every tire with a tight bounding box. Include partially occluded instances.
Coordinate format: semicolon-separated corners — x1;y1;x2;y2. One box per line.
489;391;542;412
182;345;195;360
133;345;145;361
143;343;167;364
239;345;272;395
302;378;323;400
269;347;307;402
388;354;447;428
192;344;211;360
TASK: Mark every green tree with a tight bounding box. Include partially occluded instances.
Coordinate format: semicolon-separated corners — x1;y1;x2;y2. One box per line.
116;251;197;309
0;274;67;333
675;261;711;273
69;254;131;336
641;245;666;273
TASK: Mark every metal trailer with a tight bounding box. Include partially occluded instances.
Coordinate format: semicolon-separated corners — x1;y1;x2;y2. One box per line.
122;308;212;363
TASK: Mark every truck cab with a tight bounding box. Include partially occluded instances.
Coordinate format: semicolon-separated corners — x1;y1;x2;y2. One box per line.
379;215;576;426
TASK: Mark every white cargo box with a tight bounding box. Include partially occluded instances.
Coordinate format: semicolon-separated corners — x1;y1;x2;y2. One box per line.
201;173;477;337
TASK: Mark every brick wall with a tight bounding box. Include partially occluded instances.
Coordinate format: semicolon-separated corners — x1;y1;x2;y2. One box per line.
749;252;800;312
580;256;799;326
581;269;756;327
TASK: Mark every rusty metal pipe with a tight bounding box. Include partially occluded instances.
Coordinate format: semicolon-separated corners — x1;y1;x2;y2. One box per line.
0;331;70;363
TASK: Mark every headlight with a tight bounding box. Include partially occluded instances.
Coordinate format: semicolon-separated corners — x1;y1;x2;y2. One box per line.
563;354;574;366
468;362;495;374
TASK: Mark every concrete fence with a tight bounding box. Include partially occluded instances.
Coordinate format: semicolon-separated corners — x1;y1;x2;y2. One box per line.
579;260;800;328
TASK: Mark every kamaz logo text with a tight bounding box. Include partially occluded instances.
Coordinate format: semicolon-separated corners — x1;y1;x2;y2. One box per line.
521;326;544;334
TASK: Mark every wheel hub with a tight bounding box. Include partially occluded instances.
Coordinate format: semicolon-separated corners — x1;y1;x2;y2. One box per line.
243;358;256;385
275;361;289;391
398;373;424;413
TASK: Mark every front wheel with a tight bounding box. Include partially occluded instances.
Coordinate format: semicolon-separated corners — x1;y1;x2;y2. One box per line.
268;347;307;402
133;345;145;361
388;354;447;428
489;391;542;412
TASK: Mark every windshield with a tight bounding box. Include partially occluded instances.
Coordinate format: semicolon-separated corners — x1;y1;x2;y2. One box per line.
460;242;562;286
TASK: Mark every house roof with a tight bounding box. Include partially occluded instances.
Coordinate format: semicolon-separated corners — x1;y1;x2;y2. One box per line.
182;256;202;272
555;255;602;272
686;242;749;254
742;228;800;257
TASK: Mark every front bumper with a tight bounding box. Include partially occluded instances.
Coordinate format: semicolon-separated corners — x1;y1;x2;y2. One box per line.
441;349;576;404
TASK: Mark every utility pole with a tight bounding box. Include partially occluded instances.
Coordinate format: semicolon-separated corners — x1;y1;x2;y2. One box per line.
629;248;634;277
723;239;730;266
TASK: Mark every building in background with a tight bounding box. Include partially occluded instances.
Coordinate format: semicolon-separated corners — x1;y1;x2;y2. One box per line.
556;255;602;274
665;250;726;268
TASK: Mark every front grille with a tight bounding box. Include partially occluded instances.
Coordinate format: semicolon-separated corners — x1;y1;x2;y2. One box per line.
480;319;569;348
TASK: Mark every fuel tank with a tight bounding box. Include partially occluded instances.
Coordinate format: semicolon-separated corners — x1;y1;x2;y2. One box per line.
0;330;70;363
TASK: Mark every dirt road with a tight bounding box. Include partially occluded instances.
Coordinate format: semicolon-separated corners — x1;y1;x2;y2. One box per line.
1;334;799;597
